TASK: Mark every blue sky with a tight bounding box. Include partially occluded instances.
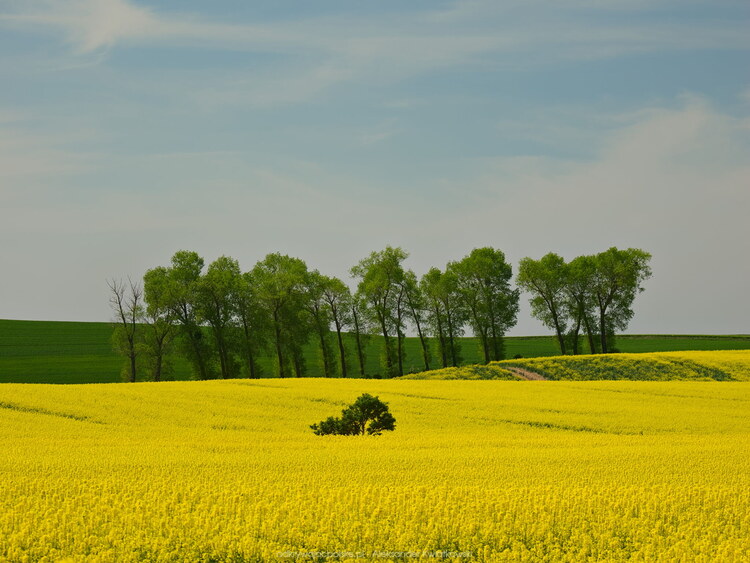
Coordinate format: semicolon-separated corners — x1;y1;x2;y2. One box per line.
0;0;748;334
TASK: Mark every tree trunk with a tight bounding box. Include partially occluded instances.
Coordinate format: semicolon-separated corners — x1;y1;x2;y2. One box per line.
555;327;566;355
487;295;500;362
241;319;257;379
490;323;500;362
468;303;489;364
334;318;347;378
317;321;331;377
154;350;162;381
552;309;566;355
434;305;447;368
193;338;208;379
396;330;404;377
582;311;597;354
599;308;608;354
352;306;366;377
417;330;430;371
178;301;208;380
586;328;597;354
446;310;458;367
214;330;228;379
152;328;167;382
378;311;393;377
410;306;430;371
247;347;257;379
480;330;490;364
570;314;582;355
273;309;285;378
129;349;137;383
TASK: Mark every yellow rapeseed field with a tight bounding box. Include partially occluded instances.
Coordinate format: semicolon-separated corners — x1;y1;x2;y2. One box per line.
1;378;749;562
497;350;750;381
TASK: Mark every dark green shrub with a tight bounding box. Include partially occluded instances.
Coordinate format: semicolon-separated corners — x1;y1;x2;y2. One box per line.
311;393;396;436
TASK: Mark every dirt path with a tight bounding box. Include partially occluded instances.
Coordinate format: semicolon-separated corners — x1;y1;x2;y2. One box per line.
505;366;547;381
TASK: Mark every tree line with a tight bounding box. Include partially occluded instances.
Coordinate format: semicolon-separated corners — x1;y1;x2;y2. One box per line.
109;246;650;382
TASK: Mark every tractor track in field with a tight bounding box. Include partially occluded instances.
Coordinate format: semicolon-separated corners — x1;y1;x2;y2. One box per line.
506;366;547;380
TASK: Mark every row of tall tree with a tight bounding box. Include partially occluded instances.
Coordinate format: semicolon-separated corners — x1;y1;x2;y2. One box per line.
516;247;652;355
110;246;651;381
109;246;521;381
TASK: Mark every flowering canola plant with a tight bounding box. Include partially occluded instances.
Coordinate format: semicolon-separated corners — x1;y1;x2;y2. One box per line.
1;377;748;561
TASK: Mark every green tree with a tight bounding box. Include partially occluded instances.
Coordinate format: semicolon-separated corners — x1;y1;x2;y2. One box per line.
439;267;466;367
164;250;213;380
196;256;242;379
351;246;408;377
235;271;268;379
311;394;396;436
394;281;408;376
450;247;519;363
422;267;466;367
591;247;652;353
305;270;336;378
401;270;430;371
108;278;142;383
421;268;449;368
350;293;371;377
142;266;177;381
321;276;353;378
251;253;311;378
564;255;599;354
517;253;569;355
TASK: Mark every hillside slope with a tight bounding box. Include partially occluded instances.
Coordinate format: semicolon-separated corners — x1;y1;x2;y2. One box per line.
406;351;750;381
400;363;519;380
501;351;750;381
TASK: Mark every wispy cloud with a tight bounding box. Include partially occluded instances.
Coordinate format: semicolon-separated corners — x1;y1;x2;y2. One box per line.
2;0;748;94
0;0;308;55
1;0;159;53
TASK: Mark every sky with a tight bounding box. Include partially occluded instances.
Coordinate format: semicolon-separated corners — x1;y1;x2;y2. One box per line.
0;0;748;335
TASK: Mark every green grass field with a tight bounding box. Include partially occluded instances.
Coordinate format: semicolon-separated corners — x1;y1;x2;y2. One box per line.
1;318;749;383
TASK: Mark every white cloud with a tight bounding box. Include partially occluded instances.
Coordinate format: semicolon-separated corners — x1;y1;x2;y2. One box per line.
1;0;748;106
0;0;296;54
1;0;159;53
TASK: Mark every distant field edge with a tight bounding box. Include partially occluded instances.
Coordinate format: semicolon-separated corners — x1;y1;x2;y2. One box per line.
2;317;750;384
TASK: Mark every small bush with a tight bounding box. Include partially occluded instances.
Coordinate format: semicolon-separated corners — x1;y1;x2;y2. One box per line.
311;394;396;436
